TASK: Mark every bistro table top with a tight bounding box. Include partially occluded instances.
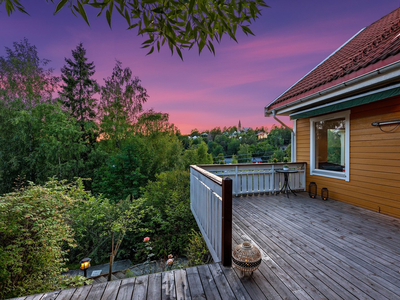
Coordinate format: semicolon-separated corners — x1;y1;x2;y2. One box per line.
276;169;298;173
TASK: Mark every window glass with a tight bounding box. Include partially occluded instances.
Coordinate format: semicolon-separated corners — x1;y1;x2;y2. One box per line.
314;118;345;172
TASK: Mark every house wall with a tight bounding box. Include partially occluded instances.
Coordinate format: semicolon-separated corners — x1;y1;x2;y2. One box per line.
296;95;400;218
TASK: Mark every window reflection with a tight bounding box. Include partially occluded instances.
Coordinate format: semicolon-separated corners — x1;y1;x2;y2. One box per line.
314;118;345;172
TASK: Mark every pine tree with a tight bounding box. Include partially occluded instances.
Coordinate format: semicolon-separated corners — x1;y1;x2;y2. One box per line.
59;44;100;188
60;43;98;126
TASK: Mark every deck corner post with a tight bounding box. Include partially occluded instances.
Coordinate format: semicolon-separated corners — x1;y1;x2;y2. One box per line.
222;177;232;267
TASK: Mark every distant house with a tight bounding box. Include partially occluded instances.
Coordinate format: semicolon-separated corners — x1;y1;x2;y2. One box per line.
265;8;400;218
251;157;263;164
224;158;233;164
257;132;268;140
201;132;208;137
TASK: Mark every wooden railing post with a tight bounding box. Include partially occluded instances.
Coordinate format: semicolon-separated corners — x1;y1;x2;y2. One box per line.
221;177;232;267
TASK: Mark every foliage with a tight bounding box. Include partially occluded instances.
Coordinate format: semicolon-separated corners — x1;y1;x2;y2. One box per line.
0;101;85;194
269;148;286;162
92;139;149;202
237;144;252;163
0;179;76;299
60;275;92;289
100;60;148;149
186;229;213;267
60;43;98;124
136;170;198;260
2;0;269;58
0;38;58;109
182;141;213;169
231;154;238;164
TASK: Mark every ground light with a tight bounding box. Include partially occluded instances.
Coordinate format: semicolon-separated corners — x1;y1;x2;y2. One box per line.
80;257;91;278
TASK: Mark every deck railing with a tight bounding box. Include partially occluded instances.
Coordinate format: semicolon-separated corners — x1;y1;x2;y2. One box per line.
190;165;232;265
190;162;306;264
199;162;307;196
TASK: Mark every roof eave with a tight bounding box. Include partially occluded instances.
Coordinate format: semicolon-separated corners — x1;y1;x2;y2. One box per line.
265;58;400;118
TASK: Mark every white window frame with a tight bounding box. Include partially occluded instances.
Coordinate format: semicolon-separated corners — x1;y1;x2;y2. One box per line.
310;110;350;181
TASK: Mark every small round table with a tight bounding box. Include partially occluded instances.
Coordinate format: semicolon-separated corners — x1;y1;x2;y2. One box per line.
276;170;298;198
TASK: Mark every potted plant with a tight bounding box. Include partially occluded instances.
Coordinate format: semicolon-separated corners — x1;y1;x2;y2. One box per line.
283;164;289;171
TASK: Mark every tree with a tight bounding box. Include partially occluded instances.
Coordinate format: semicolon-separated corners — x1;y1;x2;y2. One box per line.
209;127;222;141
0;101;85;194
0;40;81;192
60;43;98;127
190;128;200;137
2;0;268;58
238;144;252;163
92;139;149;202
59;43;101;187
182;141;213;169
232;154;238;164
0;38;58;110
100;60;148;149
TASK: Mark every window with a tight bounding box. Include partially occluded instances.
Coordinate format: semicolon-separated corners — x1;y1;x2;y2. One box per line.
310;111;350;181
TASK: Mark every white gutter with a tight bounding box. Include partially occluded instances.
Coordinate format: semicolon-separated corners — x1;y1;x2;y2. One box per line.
265;59;400;116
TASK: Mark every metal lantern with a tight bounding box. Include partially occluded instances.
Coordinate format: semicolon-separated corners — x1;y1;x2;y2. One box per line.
309;182;317;198
232;241;261;275
321;188;329;201
80;257;91;277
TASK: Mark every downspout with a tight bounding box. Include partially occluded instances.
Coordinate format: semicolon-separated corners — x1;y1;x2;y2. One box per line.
272;110;296;162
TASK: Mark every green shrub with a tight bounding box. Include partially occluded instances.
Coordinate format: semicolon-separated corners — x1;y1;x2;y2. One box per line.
140;170;198;259
185;229;213;267
0;180;76;299
60;275;92;289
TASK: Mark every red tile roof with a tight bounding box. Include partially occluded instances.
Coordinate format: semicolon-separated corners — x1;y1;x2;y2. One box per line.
267;7;400;111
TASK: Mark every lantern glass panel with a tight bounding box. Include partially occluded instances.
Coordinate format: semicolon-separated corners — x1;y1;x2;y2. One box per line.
309;182;317;198
321;188;329;201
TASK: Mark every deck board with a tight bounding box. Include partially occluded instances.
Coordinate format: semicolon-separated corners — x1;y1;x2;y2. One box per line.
13;193;400;300
185;267;206;300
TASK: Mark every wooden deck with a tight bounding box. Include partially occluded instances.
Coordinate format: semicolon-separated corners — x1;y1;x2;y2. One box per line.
12;193;400;300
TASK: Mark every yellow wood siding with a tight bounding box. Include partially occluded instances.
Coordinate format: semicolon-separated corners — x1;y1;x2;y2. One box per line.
296;96;400;218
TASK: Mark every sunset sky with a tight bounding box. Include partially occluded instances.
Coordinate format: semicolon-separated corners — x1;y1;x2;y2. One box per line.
1;1;399;134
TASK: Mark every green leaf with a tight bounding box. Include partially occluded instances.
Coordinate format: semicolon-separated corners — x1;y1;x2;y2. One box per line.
152;6;163;13
77;1;90;26
106;10;112;28
208;41;215;56
146;46;154;55
128;23;138;30
176;46;183;61
54;0;68;15
198;39;205;55
188;0;195;14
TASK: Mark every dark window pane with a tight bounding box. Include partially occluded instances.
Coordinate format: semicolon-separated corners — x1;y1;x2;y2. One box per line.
315;118;345;172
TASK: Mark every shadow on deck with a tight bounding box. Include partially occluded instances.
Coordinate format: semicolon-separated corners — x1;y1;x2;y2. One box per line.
11;193;400;300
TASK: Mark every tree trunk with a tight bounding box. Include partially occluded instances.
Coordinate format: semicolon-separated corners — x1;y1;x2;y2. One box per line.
108;254;114;282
